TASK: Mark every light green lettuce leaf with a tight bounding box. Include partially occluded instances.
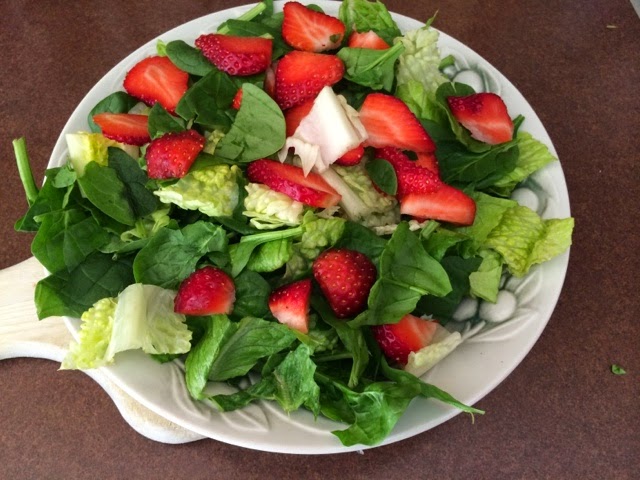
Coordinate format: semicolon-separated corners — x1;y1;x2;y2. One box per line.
485;206;574;276
404;323;463;378
469;249;503;302
298;211;346;260
155;164;240;217
395;26;448;94
243;182;304;230
62;284;191;370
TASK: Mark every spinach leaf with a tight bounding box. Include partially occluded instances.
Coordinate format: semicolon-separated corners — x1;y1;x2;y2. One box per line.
147;103;186;139
246;238;293;272
365;158;397;195
88;92;139;133
165;40;215;76
175;68;237;130
338;0;402;45
232;270;271;318
214;83;286;163
107;147;159;217
34;253;134;319
133;221;228;288
78;162;136;226
15;168;71;232
335;221;387;268
31;209;109;273
337;43;404;91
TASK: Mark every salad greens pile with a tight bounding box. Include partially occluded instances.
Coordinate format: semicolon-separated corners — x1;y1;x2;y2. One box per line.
13;0;573;447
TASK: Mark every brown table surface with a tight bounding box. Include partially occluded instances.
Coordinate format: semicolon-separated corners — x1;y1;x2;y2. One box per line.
1;1;638;478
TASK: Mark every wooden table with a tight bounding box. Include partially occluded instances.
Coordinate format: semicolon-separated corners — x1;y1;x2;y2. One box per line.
1;1;638;478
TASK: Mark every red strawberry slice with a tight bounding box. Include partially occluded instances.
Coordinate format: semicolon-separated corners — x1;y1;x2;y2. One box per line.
400;185;477;226
347;30;390;50
145;129;205;179
335;144;365;166
231;88;243;110
123;56;189;115
375;147;441;198
264;63;277;98
174;266;236;315
247;159;341;208
371;314;438;365
312;248;377;319
282;1;346;52
275;51;344;110
359;93;436;153
268;278;312;333
284;99;315;137
447;93;514;145
415;152;439;176
195;34;272;76
92;113;150;146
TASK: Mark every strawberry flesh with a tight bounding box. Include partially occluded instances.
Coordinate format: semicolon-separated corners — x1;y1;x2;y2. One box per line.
174;266;236;315
92;113;150;146
415;152;439;176
268;278;312;333
282;1;346;52
145;129;205;179
347;30;390;50
313;248;377;319
275;50;344;110
231;88;243;110
123;56;189;115
447;93;514;145
247;159;341;208
335;144;365;166
400;185;477;226
359;93;436;153
375;147;441;198
371;314;438;365
195;33;272;76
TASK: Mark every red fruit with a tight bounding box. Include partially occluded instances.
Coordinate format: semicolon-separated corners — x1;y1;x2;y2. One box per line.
335;144;365;166
447;93;514;145
282;1;346;52
347;30;390;50
359;93;436;153
375;147;441;198
123;56;189;114
174;266;236;315
400;185;477;226
195;33;272;76
231;88;243;109
415;152;439;176
268;278;312;333
145;129;205;179
264;63;277;98
312;248;377;319
92;113;150;146
371;314;438;365
247;159;341;208
275;50;344;110
284;99;315;137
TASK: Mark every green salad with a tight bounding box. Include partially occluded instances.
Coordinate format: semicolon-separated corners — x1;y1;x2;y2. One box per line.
13;0;573;447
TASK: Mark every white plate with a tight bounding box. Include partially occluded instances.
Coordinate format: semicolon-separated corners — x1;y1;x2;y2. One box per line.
52;1;571;454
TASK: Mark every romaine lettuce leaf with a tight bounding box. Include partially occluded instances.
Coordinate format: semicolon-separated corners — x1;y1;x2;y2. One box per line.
395;25;448;94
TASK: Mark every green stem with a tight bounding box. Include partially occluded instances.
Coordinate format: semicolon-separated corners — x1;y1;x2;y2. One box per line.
217;2;267;34
13;137;39;205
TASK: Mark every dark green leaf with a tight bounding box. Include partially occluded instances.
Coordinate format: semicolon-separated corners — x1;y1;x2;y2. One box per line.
337;43;404;91
232;270;271;318
365;158;397;195
166;40;215;76
147;103;186;139
88;92;139;133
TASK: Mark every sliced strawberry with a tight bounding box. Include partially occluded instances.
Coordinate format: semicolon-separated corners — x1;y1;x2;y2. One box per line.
282;1;346;53
275;51;344;110
375;147;441;198
145;129;205;179
247;159;341;208
335;144;365;166
284;99;315;137
312;248;377;319
447;93;514;145
92;113;150;146
347;30;390;50
123;56;189;114
268;278;312;333
400;185;477;226
174;266;236;315
264;63;277;98
371;314;438;365
359;93;436;153
415;152;439;176
195;33;272;76
231;88;243;110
